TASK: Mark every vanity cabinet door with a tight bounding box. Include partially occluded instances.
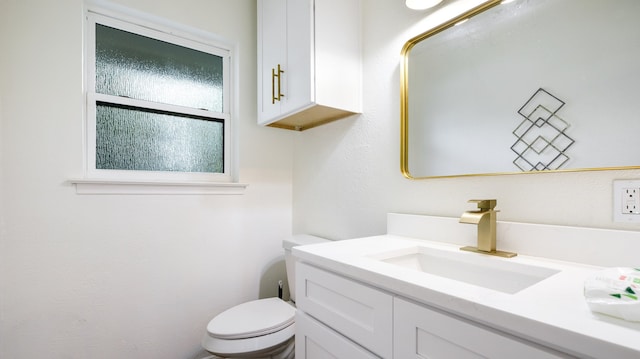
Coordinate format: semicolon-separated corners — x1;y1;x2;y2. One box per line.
296;262;393;358
394;297;571;359
296;312;380;359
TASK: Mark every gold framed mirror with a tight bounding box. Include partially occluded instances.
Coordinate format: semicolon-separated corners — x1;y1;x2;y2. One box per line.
400;0;640;179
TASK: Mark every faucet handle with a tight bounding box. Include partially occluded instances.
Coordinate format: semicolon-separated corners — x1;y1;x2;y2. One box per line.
468;199;497;210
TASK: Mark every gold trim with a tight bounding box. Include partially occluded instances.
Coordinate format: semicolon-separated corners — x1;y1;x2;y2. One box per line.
460;246;517;258
399;0;640;180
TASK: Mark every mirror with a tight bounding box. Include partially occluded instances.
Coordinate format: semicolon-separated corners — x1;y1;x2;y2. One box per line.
401;0;640;179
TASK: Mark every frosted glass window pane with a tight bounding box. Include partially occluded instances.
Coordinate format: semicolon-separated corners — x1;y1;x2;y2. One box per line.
95;24;223;112
96;104;224;173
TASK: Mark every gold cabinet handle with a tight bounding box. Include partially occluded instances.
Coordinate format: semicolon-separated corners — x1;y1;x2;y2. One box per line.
271;67;276;104
277;64;284;101
271;64;284;104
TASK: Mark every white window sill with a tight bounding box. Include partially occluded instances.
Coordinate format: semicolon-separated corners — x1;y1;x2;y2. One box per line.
69;178;248;195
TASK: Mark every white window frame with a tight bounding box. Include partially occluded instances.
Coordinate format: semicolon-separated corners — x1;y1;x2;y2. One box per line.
73;1;245;194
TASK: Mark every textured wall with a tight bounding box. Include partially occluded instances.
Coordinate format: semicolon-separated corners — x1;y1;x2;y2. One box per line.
0;1;293;358
293;0;640;240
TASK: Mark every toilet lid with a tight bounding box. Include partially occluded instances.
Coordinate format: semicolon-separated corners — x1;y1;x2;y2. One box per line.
206;298;296;340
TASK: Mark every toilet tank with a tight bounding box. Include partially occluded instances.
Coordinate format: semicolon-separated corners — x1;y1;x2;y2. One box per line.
282;234;329;302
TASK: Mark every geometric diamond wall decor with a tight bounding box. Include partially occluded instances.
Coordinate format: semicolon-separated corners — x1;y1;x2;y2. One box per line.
511;88;575;171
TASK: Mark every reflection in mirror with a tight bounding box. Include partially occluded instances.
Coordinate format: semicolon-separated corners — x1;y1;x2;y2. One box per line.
400;0;640;179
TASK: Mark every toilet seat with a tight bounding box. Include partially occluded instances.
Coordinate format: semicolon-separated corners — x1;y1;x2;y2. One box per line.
207;298;295;339
202;298;296;357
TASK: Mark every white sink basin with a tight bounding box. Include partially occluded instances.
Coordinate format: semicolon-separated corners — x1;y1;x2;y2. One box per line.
369;246;559;294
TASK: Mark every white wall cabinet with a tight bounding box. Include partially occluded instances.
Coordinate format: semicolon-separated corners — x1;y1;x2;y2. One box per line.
296;262;572;359
257;0;362;131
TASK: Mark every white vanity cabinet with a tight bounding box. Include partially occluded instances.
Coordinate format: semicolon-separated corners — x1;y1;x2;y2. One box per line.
257;0;362;131
296;262;571;359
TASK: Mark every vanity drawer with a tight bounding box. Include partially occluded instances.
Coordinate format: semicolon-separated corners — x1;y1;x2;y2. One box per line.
296;311;379;359
296;262;393;358
394;297;571;359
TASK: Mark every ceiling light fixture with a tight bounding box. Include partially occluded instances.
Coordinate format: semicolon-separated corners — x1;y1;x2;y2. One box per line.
405;0;444;11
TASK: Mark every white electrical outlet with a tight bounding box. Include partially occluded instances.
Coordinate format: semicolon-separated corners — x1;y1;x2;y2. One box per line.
622;188;640;214
613;180;640;222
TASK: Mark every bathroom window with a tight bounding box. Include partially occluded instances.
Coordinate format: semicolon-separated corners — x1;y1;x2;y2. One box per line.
82;5;238;190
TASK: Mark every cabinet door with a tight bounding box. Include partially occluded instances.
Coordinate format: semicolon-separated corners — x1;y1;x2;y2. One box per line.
257;0;312;125
394;298;571;359
257;0;286;123
281;0;313;115
296;263;393;358
296;312;380;359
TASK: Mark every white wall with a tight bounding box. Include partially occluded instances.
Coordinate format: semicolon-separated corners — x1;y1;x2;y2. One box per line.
293;0;640;240
0;1;294;358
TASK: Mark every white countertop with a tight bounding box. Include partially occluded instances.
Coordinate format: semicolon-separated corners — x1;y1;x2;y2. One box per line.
293;234;640;359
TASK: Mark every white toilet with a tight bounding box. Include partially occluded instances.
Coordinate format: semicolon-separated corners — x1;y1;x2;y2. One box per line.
201;234;329;359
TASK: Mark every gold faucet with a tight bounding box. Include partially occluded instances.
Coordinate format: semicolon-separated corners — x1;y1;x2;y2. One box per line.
459;199;516;258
